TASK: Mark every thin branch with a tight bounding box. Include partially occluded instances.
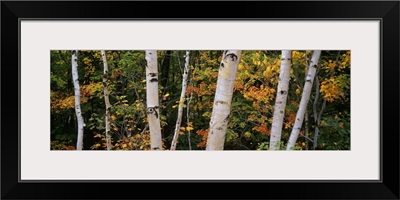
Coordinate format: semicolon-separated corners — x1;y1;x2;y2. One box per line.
186;70;194;151
317;98;327;123
299;133;314;143
313;76;320;122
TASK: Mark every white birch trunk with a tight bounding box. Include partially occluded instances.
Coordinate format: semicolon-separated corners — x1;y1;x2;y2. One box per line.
145;50;163;150
269;50;292;150
101;50;112;150
170;50;190;150
72;50;84;150
206;50;242;150
286;50;321;150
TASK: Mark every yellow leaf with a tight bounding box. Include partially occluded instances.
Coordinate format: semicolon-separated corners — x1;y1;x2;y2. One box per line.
122;144;127;148
164;93;170;97
111;115;116;120
172;105;178;109
179;127;185;131
186;127;194;131
296;88;301;95
141;79;146;83
179;131;185;135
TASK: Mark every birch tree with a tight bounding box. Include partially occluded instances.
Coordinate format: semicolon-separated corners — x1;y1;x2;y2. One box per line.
206;50;242;150
286;50;321;150
170;50;190;150
145;50;163;150
72;50;84;150
101;50;112;150
269;50;292;150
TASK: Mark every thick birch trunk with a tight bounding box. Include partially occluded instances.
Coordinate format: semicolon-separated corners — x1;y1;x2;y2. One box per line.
101;50;112;150
206;50;242;150
286;50;321;150
269;50;292;150
145;50;163;150
170;50;190;150
72;50;84;150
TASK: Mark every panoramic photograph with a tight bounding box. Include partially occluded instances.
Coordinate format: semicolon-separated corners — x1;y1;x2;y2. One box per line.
50;50;350;150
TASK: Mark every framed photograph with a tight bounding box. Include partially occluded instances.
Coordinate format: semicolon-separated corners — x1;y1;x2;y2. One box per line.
2;1;399;199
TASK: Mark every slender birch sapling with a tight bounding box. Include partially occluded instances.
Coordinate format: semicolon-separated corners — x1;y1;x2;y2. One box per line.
72;50;85;150
170;50;190;150
286;50;321;150
101;50;113;150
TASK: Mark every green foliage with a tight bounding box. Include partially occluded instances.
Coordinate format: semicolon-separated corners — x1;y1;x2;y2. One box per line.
318;111;351;150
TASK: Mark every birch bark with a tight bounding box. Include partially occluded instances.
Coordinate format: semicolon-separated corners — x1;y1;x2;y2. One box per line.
170;50;190;150
286;50;321;150
269;50;292;150
206;50;242;150
145;50;163;150
101;50;112;150
72;50;84;150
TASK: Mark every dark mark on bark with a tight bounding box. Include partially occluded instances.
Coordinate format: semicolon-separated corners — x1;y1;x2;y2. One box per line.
150;78;158;82
225;53;238;62
147;106;159;118
224;113;231;122
215;100;228;106
149;73;157;77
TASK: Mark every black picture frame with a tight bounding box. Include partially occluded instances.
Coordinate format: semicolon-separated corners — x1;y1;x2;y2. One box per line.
1;1;399;199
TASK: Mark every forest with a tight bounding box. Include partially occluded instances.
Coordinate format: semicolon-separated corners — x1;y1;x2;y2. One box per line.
50;50;350;150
